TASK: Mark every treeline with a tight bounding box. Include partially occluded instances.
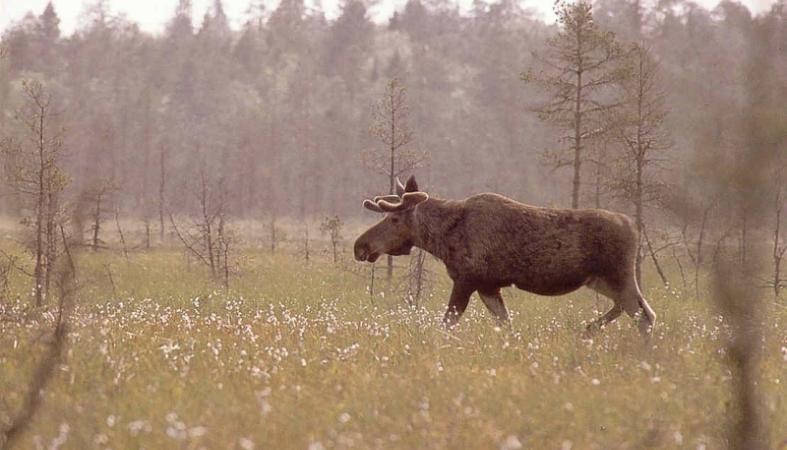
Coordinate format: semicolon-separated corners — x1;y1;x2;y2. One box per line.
0;0;785;227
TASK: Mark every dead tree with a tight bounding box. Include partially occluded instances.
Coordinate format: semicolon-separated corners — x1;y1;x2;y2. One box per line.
0;80;68;306
82;177;118;252
269;214;278;253
406;248;430;308
303;222;310;262
607;45;672;284
640;225;670;286
115;207;129;260
771;184;786;298
158;145;168;242
169;166;234;287
363;78;427;284
682;204;710;301
320;215;343;264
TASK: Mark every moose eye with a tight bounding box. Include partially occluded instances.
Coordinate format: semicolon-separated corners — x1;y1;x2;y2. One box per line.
391;217;400;224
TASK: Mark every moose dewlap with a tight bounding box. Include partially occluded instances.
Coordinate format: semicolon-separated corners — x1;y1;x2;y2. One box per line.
354;176;656;336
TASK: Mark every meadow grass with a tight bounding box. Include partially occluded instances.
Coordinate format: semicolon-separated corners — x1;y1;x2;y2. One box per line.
0;243;785;449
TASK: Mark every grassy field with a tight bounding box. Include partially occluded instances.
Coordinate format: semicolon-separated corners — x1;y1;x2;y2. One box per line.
0;238;785;449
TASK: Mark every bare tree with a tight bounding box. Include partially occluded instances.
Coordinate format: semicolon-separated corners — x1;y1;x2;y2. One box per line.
268;214;278;253
81;177;119;252
406;249;430;308
320;215;343;264
114;206;129;260
607;45;672;283
169;165;234;287
681;201;713;301
364;78;427;284
522;0;629;208
1;80;69;306
158;145;168;242
303;222;310;263
770;178;786;298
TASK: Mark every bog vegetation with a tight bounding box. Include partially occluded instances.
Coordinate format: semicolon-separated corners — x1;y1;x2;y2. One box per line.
0;227;785;449
0;0;786;448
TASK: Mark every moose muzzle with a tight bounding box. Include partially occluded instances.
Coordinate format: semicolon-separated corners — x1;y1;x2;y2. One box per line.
353;240;380;263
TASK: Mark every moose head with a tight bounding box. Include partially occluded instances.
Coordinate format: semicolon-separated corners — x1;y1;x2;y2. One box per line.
353;175;429;263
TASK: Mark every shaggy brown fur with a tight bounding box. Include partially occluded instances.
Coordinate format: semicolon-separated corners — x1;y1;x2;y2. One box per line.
354;176;656;336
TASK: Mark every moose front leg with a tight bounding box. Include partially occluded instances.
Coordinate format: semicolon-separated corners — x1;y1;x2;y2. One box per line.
478;287;510;325
442;282;474;328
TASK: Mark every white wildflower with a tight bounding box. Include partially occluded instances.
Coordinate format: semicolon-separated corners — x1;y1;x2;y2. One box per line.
499;435;522;450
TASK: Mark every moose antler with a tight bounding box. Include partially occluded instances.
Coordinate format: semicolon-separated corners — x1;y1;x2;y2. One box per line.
373;195;402;204
364;195;400;213
363;199;384;213
362;176;428;213
369;192;428;213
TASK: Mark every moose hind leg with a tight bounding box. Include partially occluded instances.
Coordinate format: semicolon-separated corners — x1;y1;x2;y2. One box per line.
443;282;474;329
478;287;510;325
630;284;656;336
583;304;623;337
585;278;626;335
589;276;656;336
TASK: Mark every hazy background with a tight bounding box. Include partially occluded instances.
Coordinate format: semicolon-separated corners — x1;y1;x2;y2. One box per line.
1;0;781;34
0;0;785;224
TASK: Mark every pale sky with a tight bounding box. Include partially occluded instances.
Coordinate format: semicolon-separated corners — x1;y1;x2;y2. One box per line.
0;0;779;36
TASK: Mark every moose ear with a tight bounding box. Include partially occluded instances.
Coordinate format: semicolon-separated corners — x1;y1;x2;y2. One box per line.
395;177;406;197
404;175;419;193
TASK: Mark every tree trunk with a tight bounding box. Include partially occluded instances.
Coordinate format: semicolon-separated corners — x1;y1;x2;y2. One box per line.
158;147;166;242
269;215;276;253
642;224;668;286
33;106;46;306
571;29;584;210
774;189;783;298
634;57;645;286
572;101;582;209
694;207;710;300
144;219;151;250
200;174;215;276
44;187;58;300
740;206;748;264
92;194;102;251
115;208;129;260
387;113;395;284
304;223;310;262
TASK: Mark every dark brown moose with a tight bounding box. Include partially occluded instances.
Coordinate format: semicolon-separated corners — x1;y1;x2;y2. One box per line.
353;176;656;336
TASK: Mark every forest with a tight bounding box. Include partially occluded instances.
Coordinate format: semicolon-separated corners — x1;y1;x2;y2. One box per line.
0;0;781;215
0;0;785;448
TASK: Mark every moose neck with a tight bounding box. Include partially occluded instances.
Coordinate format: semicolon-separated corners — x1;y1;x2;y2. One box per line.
411;198;463;261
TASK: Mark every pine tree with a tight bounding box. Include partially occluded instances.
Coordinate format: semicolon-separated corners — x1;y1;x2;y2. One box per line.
523;0;629;208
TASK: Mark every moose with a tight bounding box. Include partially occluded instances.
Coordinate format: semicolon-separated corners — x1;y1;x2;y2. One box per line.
354;176;656;336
